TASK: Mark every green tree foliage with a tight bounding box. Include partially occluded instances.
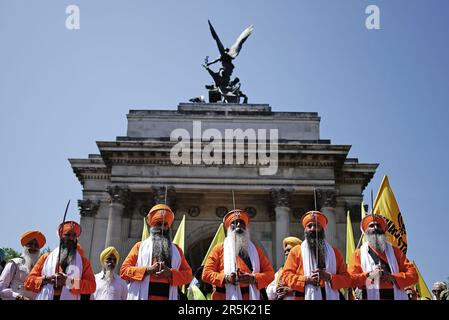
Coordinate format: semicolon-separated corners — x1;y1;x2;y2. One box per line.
1;247;21;261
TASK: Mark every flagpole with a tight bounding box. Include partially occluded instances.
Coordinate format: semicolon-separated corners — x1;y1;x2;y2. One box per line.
231;190;239;287
159;185;168;272
313;187;320;286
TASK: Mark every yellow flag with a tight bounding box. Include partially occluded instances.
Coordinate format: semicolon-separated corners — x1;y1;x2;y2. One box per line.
172;215;186;251
361;202;367;244
141;217;150;241
373;175;408;254
346;210;355;265
201;223;226;266
361;201;367;218
413;261;432;299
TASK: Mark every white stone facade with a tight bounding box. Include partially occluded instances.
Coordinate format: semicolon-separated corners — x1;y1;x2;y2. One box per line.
70;103;377;273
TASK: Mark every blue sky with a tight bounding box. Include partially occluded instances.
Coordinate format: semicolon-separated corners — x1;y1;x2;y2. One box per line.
1;0;448;288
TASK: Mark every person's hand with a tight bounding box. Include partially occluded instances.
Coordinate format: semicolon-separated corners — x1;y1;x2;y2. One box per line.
306;274;319;286
43;275;57;285
238;272;256;284
314;269;331;282
368;266;383;282
225;272;238;285
276;287;286;300
54;272;67;288
154;262;172;279
146;262;160;276
276;285;292;299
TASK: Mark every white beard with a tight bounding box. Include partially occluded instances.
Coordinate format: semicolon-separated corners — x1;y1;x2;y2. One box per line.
227;227;250;257
22;248;40;272
103;268;115;284
366;232;387;252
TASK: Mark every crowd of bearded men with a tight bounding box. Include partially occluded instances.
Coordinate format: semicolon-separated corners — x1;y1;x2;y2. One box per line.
1;204;442;300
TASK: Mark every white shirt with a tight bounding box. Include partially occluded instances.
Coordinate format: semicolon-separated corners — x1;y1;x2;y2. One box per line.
0;258;37;300
91;271;128;300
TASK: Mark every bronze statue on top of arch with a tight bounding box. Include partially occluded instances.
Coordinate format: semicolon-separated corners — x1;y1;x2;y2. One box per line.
191;20;254;104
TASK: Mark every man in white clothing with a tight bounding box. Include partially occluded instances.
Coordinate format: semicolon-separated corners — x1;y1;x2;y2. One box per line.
0;230;46;300
92;246;128;300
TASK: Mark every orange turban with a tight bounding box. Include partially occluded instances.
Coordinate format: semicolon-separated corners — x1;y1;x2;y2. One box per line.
58;221;82;238
147;204;175;227
223;209;249;229
20;230;46;248
301;211;328;229
282;236;302;249
361;214;388;233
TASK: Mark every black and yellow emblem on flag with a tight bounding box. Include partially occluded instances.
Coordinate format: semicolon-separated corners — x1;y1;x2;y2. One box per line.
373;175;408;254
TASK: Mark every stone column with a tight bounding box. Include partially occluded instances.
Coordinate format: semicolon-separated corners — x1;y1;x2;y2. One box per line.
316;189;337;245
105;186;130;250
271;188;291;270
152;186;176;210
78;199;100;260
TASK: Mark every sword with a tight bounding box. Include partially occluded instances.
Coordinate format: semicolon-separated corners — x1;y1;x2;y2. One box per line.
55;200;70;287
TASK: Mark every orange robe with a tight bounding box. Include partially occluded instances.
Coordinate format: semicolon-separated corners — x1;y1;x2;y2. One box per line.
202;242;274;300
348;244;418;299
120;241;193;300
280;244;351;300
24;251;96;298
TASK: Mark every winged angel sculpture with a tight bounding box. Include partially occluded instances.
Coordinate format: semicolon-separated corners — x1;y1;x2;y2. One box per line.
202;20;254;103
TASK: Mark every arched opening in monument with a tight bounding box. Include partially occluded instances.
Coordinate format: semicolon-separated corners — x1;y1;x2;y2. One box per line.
185;235;215;275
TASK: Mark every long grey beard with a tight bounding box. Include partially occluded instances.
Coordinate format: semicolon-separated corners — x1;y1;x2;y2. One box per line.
227;227;250;258
59;246;76;271
22;248;40;272
151;232;172;267
305;230;326;268
366;231;387;252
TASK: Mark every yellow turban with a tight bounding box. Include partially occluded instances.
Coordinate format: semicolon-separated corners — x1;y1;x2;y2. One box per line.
100;246;120;266
282;236;302;249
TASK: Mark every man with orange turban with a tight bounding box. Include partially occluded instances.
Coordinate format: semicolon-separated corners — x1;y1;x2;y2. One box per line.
348;214;418;300
280;211;351;300
0;230;46;300
24;221;96;300
266;236;302;300
202;209;274;300
120;204;193;300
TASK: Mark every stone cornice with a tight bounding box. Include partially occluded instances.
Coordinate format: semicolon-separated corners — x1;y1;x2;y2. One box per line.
337;163;378;190
127;104;321;122
96;140;351;168
69;158;110;186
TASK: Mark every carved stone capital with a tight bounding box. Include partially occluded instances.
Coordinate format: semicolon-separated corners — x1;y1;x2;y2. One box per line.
271;188;291;208
152;186;176;211
107;186;130;205
316;189;337;209
78;199;100;217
